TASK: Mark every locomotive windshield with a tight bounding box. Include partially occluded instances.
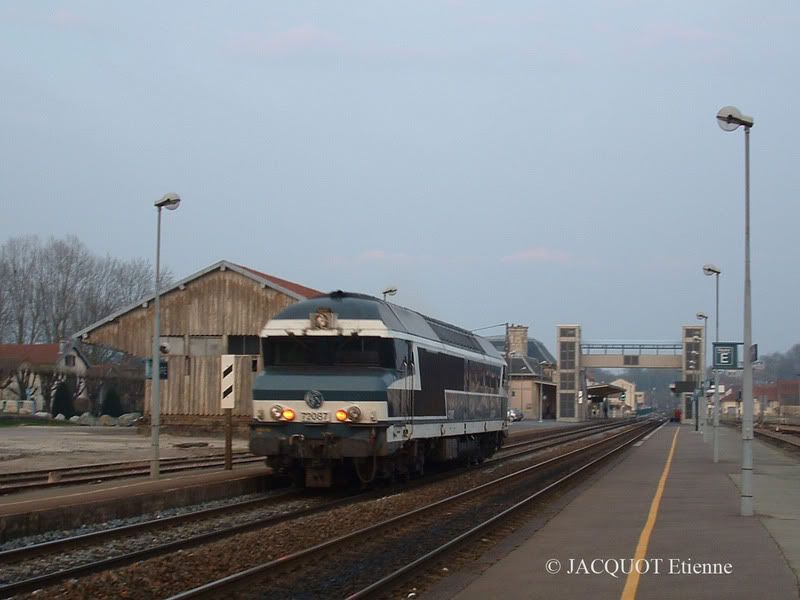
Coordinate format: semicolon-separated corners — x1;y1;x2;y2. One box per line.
263;336;402;369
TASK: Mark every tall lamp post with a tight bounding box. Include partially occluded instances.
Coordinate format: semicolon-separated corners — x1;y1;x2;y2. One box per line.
689;349;701;431
703;264;721;461
716;105;754;516
151;192;181;479
695;314;708;438
382;286;397;302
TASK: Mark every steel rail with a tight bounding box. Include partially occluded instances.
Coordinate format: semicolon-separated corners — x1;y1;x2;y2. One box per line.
347;420;658;599
753;428;800;449
0;489;300;563
0;490;366;599
165;420;656;600
0;451;255;483
0;456;263;495
500;419;636;452
0;420;631;566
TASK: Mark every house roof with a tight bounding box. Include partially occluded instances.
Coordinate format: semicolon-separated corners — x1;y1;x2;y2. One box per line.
488;336;557;365
508;354;544;377
236;265;323;300
71;260;323;340
0;344;60;366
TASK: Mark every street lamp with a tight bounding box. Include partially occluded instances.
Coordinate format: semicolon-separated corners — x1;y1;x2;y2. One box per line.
690;347;701;432
151;192;181;479
382;286;397;302
695;314;708;438
703;263;722;460
716;104;754;517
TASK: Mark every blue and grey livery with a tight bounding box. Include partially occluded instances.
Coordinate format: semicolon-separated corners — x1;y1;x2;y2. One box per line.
249;291;508;487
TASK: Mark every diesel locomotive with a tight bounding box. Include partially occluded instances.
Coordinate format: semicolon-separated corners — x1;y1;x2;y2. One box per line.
249;291;508;487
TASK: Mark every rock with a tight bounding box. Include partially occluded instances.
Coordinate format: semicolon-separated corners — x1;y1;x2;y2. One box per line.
98;414;117;427
117;412;142;427
34;411;51;419
69;415;80;423
55;413;66;421
77;412;96;426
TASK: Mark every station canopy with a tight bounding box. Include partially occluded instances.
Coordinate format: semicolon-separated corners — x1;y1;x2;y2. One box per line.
587;383;625;401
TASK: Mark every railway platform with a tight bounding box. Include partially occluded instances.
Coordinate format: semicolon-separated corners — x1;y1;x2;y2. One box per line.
428;421;800;600
0;464;271;542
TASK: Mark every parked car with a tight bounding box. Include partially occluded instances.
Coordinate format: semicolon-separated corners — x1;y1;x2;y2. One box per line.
507;408;524;422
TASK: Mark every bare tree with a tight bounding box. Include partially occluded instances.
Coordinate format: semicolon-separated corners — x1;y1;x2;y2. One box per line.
1;234;172;347
36;236;95;344
0;258;9;343
0;236;43;343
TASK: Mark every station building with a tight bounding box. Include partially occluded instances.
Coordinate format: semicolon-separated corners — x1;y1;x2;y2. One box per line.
488;325;558;420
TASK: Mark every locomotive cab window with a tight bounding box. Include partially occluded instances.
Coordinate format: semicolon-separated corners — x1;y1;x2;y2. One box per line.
263;336;397;368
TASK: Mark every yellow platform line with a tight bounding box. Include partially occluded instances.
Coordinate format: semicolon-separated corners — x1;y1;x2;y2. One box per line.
620;426;680;600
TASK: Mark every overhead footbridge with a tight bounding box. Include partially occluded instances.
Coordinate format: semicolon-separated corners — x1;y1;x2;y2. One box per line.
556;325;705;421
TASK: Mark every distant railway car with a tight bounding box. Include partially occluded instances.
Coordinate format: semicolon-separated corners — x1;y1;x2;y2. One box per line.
249;291;508;487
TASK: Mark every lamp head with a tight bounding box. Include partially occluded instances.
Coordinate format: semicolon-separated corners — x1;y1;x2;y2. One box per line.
382;286;397;298
702;264;720;276
716;106;754;131
156;192;181;210
696;312;708;320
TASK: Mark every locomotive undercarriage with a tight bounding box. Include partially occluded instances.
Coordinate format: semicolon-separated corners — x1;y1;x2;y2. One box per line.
261;429;505;488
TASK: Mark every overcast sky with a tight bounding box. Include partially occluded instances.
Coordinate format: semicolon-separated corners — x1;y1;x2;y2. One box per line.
1;1;798;354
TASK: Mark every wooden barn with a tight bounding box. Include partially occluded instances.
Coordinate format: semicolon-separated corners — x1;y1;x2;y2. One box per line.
72;260;322;433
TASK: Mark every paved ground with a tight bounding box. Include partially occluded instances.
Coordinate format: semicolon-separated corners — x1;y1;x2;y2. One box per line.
0;425;249;473
427;422;799;600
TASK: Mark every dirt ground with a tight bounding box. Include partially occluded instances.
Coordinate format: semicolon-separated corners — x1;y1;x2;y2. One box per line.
0;425;250;473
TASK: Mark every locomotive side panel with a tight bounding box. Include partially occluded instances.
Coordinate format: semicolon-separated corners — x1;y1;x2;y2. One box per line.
415;348;464;416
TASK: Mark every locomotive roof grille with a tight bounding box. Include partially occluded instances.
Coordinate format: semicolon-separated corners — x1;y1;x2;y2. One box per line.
268;291;499;358
425;319;483;352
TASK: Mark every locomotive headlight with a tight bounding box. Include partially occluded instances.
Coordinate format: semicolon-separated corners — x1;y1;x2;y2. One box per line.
270;405;283;420
346;406;362;421
335;409;348;422
282;408;296;421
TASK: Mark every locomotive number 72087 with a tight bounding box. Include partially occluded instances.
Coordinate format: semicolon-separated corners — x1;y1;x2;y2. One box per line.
301;411;329;422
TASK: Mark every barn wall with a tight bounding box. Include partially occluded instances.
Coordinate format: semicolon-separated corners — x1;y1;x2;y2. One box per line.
85;266;306;419
144;355;258;417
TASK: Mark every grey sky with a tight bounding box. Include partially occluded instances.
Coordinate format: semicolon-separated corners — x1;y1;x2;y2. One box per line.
1;1;798;353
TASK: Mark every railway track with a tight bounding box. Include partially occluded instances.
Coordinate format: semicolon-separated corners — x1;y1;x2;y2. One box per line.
0;418;654;599
163;419;658;600
0;489;364;598
497;418;638;458
754;427;800;450
0;452;261;495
